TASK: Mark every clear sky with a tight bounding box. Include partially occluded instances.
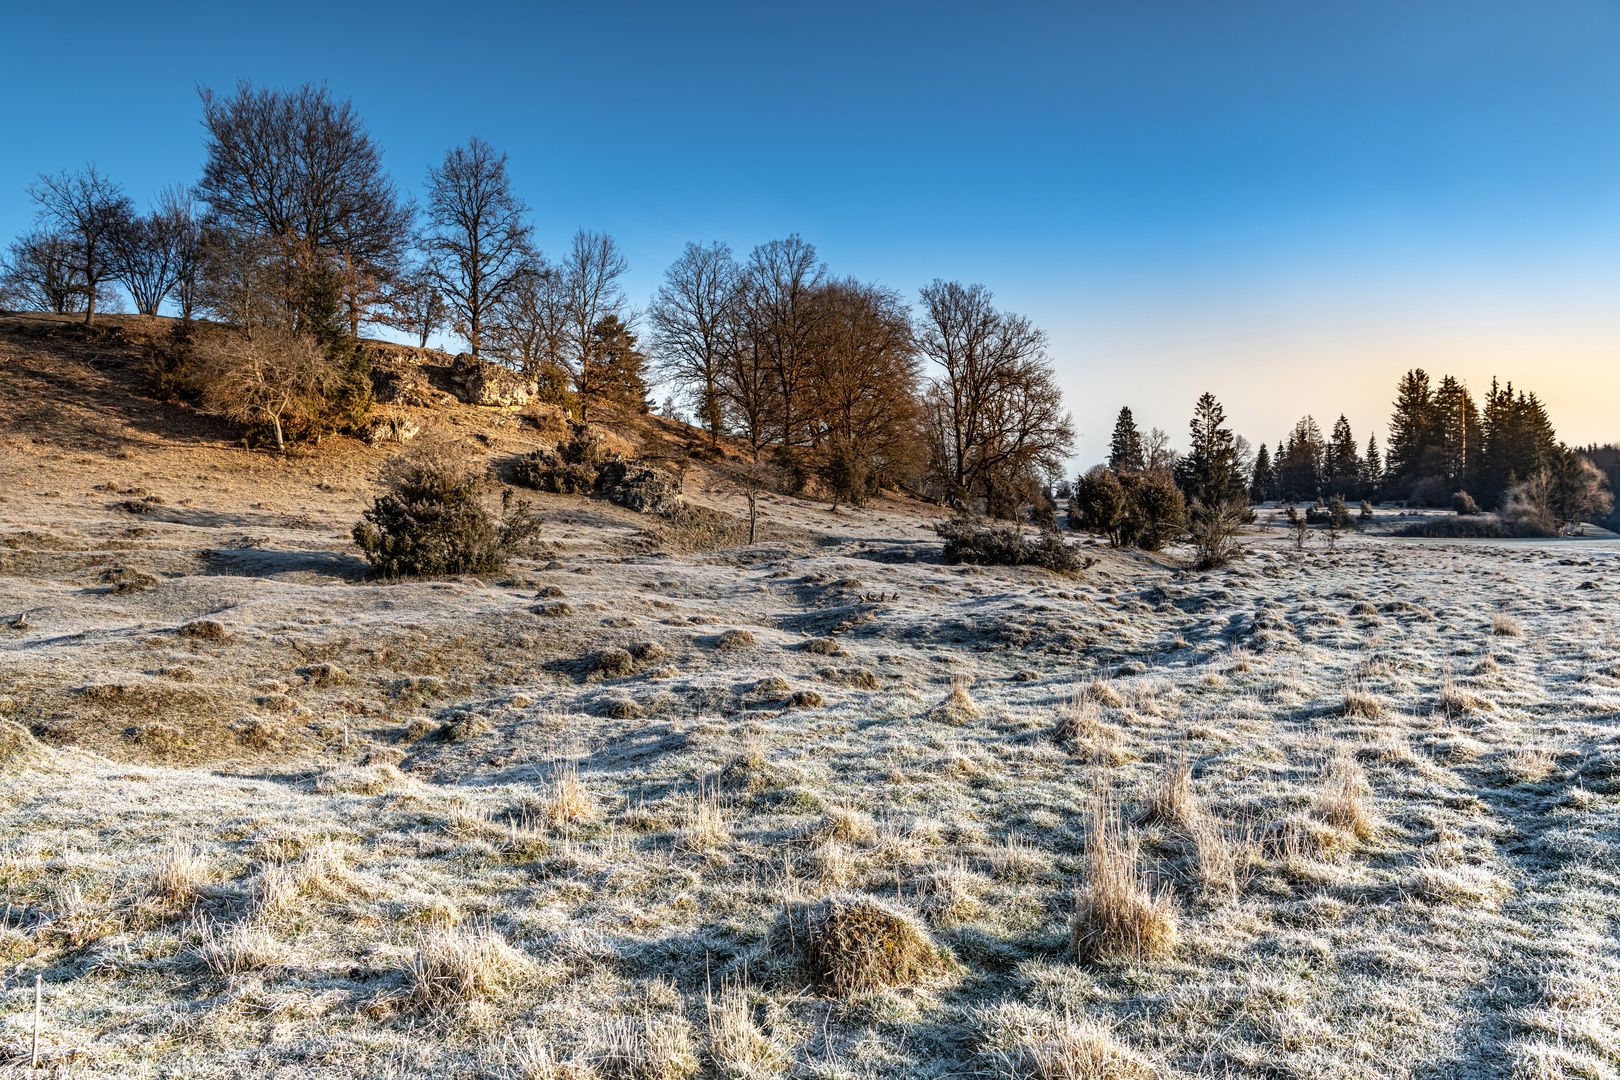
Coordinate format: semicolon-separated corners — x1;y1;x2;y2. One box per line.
3;0;1617;466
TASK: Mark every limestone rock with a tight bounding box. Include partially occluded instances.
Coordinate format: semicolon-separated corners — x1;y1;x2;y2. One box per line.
448;354;537;408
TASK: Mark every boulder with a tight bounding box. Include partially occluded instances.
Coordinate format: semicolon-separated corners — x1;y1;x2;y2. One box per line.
596;459;683;514
447;354;538;407
370;366;450;408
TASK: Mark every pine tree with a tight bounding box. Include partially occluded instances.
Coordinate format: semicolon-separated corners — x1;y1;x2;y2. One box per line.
1108;406;1145;473
1360;434;1383;494
1325;415;1361;496
1388;368;1436;493
1174;392;1244;506
1250;442;1273;502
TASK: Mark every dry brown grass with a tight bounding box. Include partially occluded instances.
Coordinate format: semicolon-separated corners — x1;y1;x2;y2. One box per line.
770;894;954;995
1080;677;1125;708
407;922;536;1008
1070;796;1178;963
1136;747;1198;830
543;757;594;826
804;805;876;845
1440;669;1494;715
1054;691;1102;743
679;786;732;853
148;839;206;909
511;1035;599;1080
1315;750;1374;840
194;917;287;976
600;1012;701;1080
1492;611;1523;637
705;982;787;1079
1342;676;1382;718
979;1005;1155;1080
933;673;982;722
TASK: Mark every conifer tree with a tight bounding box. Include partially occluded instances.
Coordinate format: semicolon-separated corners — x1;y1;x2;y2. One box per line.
1250;442;1273;502
1174;392;1245;506
1108;406;1145;473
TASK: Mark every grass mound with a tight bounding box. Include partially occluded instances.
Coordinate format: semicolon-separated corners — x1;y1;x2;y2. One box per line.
0;720;49;769
769;894;955;995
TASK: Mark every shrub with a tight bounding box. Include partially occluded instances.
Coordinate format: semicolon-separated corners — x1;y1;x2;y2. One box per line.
1069;466;1127;541
353;440;538;578
512;420;612;494
768;894;954;995
1452;491;1481;515
934;518;1090;571
1187;496;1247;569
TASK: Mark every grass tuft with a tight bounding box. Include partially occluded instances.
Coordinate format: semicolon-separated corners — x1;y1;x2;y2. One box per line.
1070;796;1178;963
407;922;536;1008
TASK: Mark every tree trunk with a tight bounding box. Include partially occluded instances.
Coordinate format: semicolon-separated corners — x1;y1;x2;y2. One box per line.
748;493;758;544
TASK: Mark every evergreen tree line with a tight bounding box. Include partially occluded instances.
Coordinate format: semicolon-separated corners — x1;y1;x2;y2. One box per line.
1072;372;1612;549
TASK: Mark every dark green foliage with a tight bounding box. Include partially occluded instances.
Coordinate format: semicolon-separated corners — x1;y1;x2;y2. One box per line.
353;445;537;578
821;435;876;507
1249;442;1273;502
142;320;202;402
1174;392;1246;506
1070;465;1186;550
1452;491;1481;515
513;421;612;494
933;518;1090;571
1070;466;1128;543
1108;406;1144;472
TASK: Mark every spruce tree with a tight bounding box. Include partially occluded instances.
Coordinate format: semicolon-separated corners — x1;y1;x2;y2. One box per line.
1108;406;1145;473
1174;392;1244;506
1388;369;1436;493
1325;415;1360;496
1361;434;1383;495
1250;442;1273;502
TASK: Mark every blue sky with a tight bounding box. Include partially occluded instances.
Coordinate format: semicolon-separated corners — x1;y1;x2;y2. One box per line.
3;1;1617;462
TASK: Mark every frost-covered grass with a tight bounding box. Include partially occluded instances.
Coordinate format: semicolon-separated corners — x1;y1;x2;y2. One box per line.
2;425;1619;1076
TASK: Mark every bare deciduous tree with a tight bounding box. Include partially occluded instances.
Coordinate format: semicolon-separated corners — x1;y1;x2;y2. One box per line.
421;137;534;357
649;241;737;442
195;326;341;453
107;185;197;316
197;82;411;335
196;225;280;333
384;262;449;348
916;280;1073;512
0;230;87;313
740;235;825;448
559;229;631;414
29;165;132;324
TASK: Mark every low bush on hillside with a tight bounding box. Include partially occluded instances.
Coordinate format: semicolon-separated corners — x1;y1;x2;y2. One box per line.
1393;514;1552;539
934;518;1092;571
353;441;537;577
